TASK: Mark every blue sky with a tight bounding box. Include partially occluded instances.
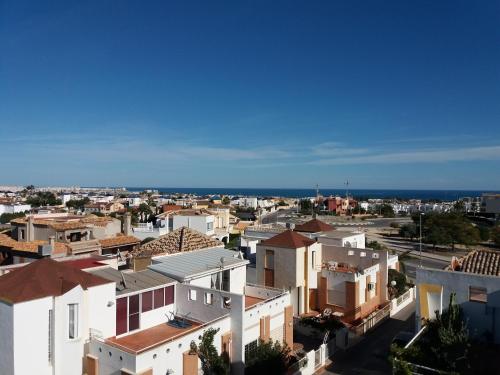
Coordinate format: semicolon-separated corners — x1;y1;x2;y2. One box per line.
1;1;499;189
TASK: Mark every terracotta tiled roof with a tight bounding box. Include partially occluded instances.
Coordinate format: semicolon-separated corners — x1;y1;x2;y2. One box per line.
10;215;114;230
450;250;500;276
0;258;111;304
260;230;316;249
0;233;68;254
99;235;140;249
49;221;88;231
129;227;223;259
294;219;334;233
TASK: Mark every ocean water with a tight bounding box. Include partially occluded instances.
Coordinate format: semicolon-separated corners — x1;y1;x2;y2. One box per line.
125;187;499;201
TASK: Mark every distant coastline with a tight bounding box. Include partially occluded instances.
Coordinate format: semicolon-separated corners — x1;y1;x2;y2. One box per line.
123;187;499;201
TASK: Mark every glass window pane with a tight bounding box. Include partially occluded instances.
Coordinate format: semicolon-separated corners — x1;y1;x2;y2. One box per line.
142;291;153;312
68;304;78;339
154;288;164;309
116;297;128;335
129;294;139;314
165;286;174;305
129;313;139;331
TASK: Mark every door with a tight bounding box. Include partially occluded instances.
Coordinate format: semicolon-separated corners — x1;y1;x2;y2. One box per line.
264;268;274;287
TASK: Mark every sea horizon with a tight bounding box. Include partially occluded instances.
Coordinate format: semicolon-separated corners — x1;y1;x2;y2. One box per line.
120;187;500;201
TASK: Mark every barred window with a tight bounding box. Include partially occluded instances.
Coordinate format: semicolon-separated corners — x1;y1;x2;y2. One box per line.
244;340;259;362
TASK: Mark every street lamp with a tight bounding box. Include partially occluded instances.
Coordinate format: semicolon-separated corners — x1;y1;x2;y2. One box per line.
419;212;424;268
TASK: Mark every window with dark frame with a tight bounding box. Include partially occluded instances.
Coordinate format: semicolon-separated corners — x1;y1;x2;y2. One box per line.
128;294;140;331
142;291;153;312
165;285;174;305
469;286;487;303
154;288;165;308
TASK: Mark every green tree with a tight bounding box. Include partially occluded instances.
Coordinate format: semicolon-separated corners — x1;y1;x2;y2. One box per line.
245;340;291;375
399;223;417;240
388;269;407;298
299;199;313;214
366;240;384;250
492;226;500;248
426;293;470;372
222;196;230;205
190;328;229;375
414;212;480;250
66;197;90;211
26;192;62;207
380;204;395;218
453;200;466;212
0;212;26;224
478;226;490;242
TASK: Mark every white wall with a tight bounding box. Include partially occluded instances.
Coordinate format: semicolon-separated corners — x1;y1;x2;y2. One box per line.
0;302;14;375
417;269;500;343
54;286;86;375
140;302;175;331
86;283;116;339
230;265;246;294
173;215;214;235
13;297;53;375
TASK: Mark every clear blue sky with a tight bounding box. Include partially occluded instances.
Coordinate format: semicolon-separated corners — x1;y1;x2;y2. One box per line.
1;0;499;189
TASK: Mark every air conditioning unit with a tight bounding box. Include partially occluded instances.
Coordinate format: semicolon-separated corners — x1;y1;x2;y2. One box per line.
328;261;338;270
372;253;380;259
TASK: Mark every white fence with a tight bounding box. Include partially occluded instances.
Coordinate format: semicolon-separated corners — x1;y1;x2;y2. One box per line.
390;287;416;317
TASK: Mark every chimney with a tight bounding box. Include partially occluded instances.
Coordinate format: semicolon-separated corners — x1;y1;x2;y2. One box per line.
49;235;55;248
179;227;185;252
27;215;35;241
123;213;132;236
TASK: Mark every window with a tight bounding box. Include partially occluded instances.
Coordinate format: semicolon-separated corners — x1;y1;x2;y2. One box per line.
207;222;214;231
244;340;258;361
360;252;366;257
222;296;231;309
142;291;153;312
68;304;78;339
347;250;354;256
311;251;316;268
154;288;165;308
165;286;175;305
265;250;274;269
116;297;128;335
367;282;375;291
20;229;25;240
128;294;140;331
189;289;197;301
469;286;487;303
205;292;213;305
222;269;230;292
48;309;53;363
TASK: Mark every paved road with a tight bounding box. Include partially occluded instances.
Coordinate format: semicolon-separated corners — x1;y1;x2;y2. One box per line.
402;256;449;280
320;301;416;375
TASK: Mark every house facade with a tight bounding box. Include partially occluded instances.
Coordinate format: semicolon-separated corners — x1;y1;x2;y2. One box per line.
416;250;500;343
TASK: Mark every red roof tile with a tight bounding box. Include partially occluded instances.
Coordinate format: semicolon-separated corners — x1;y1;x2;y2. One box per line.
0;258;112;304
260;230;315;249
294;219;334;233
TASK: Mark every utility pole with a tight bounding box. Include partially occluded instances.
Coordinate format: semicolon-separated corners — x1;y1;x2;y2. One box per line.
419;212;424;268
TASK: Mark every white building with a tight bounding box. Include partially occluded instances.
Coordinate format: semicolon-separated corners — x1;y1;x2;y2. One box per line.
0;258;116;375
416;250;500;343
237;197;258;209
132;210;216;241
0;247;293;375
0;203;31;215
89;248;292;375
